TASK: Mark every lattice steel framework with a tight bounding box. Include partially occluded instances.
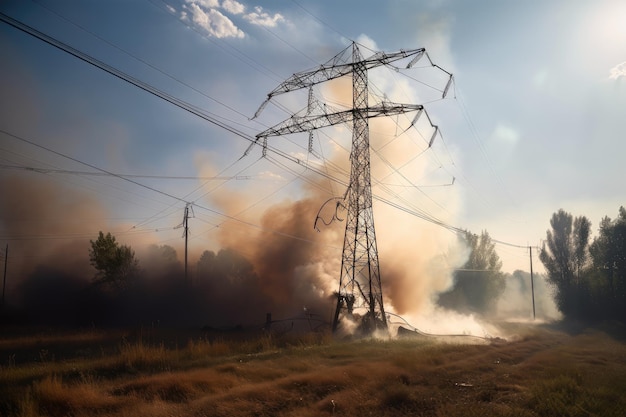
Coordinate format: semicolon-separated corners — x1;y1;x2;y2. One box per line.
253;42;452;334
331;46;385;333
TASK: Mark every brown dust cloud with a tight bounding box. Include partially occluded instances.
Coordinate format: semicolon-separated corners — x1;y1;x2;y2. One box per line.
0;78;555;332
0;129;467;331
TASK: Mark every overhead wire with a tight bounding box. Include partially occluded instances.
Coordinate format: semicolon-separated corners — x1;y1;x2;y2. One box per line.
129;155;247;232
265;154;342;197
258;24;319;66
0;12;259;144
323;76;454;224
312;130;338;196
147;0;285;84
30;0;278;146
200;7;533;259
1;139;179;211
371;147;453;218
1;128;187;205
453;84;521;212
0;9;343;231
1;7;346;242
0;127;341;250
0;11;533;252
152;0;352;188
191;166;318;246
289;0;346;39
0;164;254;180
367;49;522;234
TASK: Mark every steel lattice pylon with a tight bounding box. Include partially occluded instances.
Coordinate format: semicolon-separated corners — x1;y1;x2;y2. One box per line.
253;42;452;335
331;46;386;333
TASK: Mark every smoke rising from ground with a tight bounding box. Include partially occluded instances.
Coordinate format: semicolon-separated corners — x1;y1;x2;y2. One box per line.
1;57;556;333
207;185;343;324
1;158;555;332
496;270;560;322
0;172;341;327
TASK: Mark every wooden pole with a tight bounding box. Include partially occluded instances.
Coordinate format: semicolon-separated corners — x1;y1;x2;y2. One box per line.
184;205;189;284
2;244;7;308
529;246;536;320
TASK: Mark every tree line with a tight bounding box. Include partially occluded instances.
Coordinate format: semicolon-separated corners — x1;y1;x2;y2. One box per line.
88;204;626;326
540;206;626;322
83;232;291;327
87;229;550;324
7;222;559;327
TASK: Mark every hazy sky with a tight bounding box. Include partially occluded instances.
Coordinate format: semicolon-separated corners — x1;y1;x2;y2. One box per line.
1;0;625;277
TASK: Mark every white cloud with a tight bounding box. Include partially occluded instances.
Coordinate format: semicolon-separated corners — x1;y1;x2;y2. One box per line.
185;3;244;39
356;34;378;51
165;4;176;14
185;0;219;8
222;0;245;15
244;6;285;27
609;61;626;80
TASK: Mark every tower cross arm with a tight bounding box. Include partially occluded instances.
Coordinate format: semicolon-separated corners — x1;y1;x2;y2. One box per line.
256;103;424;139
274;48;424;93
252;46;427;118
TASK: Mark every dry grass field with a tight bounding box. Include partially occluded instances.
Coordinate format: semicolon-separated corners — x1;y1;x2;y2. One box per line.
1;322;626;416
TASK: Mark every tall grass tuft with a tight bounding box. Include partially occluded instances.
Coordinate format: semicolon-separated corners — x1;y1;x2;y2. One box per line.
32;375;125;416
116;339;171;372
186;337;231;357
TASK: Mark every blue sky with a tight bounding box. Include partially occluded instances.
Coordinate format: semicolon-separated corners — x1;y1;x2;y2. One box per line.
1;0;625;281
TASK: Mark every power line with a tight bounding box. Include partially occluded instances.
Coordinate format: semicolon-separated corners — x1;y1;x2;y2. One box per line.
0;11;344;189
31;0;264;129
0;11;255;144
0;129;187;204
289;0;346;39
147;0;285;84
0;12;534;253
454;85;521;214
0;128;339;249
0;164;254;180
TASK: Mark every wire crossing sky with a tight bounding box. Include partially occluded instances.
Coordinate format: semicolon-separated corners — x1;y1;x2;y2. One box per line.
1;0;625;275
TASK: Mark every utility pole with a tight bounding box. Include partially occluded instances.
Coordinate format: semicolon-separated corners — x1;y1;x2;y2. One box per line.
184;204;189;283
529;246;536;320
253;42;452;334
2;244;7;308
178;203;193;285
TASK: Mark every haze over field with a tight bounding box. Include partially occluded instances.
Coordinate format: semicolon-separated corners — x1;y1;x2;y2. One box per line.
1;1;623;327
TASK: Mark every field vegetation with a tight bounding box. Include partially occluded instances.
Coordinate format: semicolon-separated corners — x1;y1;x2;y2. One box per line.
1;322;626;416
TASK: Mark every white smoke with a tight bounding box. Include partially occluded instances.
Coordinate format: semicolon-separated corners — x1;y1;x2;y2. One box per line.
609;61;626;80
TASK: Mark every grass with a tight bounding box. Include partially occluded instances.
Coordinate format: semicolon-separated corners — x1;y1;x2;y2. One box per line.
1;323;626;416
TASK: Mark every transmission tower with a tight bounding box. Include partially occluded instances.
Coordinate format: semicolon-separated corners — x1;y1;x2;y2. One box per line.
254;42;452;334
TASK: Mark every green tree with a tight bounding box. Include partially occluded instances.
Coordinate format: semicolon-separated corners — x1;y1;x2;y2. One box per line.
89;231;139;290
539;209;591;317
589;207;626;319
438;230;505;315
573;216;592;281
